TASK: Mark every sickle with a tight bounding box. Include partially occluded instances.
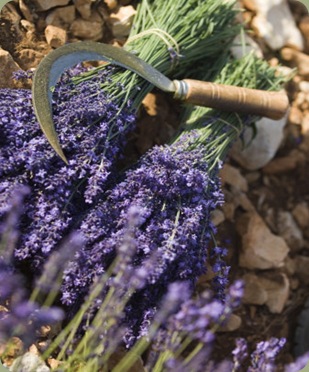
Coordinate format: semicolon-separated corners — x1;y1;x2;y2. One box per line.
32;41;289;164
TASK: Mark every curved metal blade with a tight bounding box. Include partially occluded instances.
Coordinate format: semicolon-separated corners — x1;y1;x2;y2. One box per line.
32;41;175;163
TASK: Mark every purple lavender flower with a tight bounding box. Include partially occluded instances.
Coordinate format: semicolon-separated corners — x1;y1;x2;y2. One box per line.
232;338;248;371
147;281;244;370
285;352;309;372
0;66;136;268
248;337;286;372
0;299;64;347
60;134;226;345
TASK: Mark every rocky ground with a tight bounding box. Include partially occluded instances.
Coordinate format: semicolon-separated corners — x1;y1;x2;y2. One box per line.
0;0;309;369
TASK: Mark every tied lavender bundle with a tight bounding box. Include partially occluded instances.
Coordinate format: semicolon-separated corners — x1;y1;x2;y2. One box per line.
0;67;136;268
0;0;238;268
60;132;227;346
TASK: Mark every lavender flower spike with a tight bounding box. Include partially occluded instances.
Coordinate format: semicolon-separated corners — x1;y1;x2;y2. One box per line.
61;133;226;346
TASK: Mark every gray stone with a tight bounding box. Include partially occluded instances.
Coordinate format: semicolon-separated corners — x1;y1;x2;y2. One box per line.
231;115;287;170
33;0;70;11
10;352;50;372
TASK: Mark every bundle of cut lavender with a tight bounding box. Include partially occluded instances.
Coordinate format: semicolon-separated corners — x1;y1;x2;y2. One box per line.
0;0;238;267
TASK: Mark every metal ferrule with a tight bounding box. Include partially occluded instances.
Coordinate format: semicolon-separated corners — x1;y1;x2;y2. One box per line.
173;80;188;100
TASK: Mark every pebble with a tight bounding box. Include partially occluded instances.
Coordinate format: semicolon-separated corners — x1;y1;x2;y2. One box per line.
231;115;287;170
242;273;268;305
276;210;304;251
45;25;67;48
0;48;21;88
33;0;70;11
292;201;309;228
263;150;306;174
74;0;93;20
10;352;50;372
220;164;248;192
45;6;76;28
299;81;309;93
19;0;34;22
237;212;289;270
242;272;290;313
281;48;309;77
250;0;304;50
109;5;136;39
258;272;289;314
104;0;118;10
70;13;104;41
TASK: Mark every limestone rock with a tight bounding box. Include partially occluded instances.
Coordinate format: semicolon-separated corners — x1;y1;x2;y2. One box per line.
237;212;289;269
231;115;287;170
257;272;290;313
262;150;306;174
45;25;67;48
281;48;309;78
0;48;21;88
242;272;289;313
70;13;104;41
220;164;248;192
10;352;50;372
19;0;34;22
276;210;304;251
33;0;70;11
242;273;268;305
104;0;118;10
109;5;136;39
74;0;93;20
292;202;309;229
45;6;76;28
251;0;304;50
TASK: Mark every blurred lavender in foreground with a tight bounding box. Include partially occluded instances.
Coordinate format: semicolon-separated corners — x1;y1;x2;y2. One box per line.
0;189;294;370
0;188;65;348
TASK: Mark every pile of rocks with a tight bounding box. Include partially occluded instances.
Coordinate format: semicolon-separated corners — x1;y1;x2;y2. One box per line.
0;0;136;84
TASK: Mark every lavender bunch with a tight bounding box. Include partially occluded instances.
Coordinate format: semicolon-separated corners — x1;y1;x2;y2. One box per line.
0;67;136;269
58;131;228;347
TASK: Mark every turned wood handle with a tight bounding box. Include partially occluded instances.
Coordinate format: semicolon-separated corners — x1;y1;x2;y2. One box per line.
180;79;289;120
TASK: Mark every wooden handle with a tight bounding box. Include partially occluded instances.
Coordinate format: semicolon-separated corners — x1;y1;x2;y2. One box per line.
181;79;289;120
